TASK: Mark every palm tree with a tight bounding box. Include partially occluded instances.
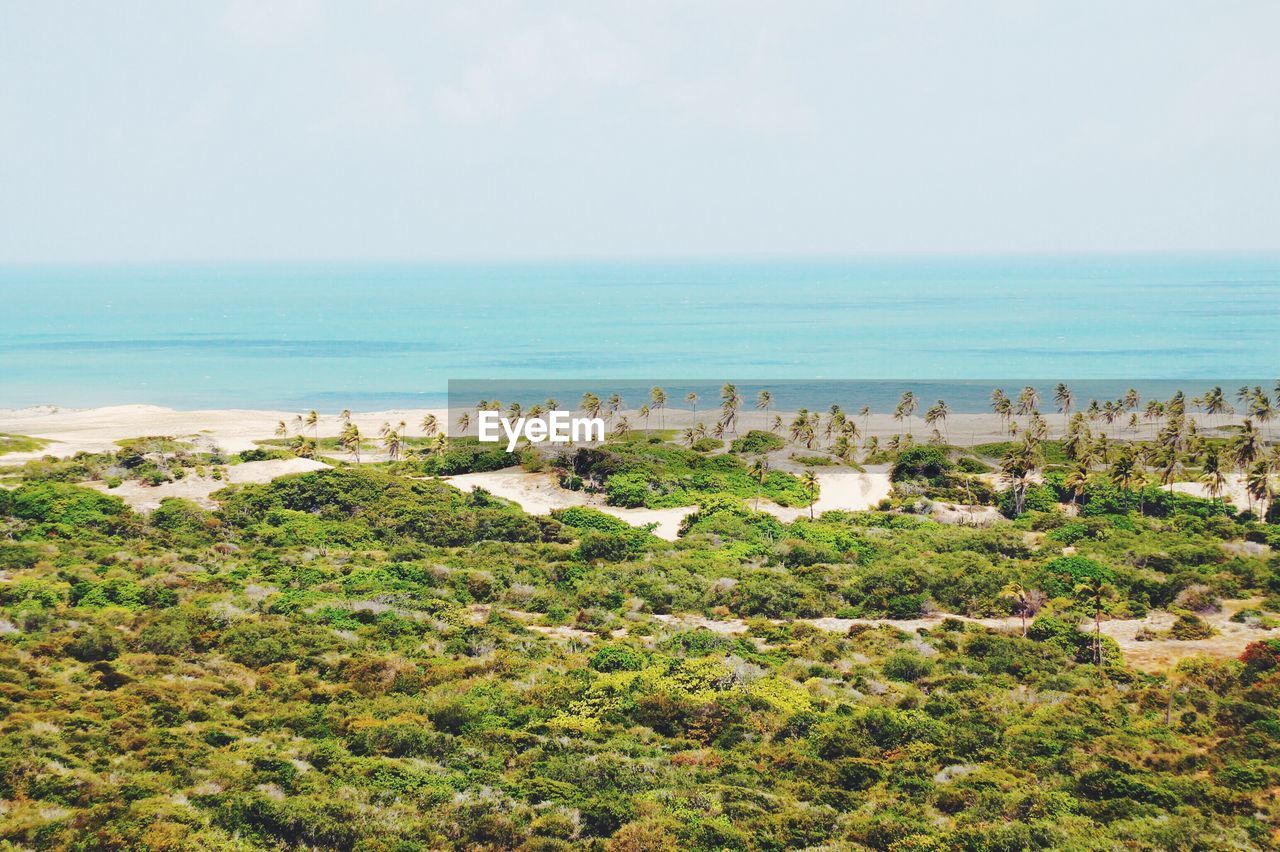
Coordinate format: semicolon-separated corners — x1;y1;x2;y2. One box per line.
292;414;304;435
305;410;319;440
800;470;818;520
431;434;448;458
650;387;668;430
1062;412;1090;460
606;393;623;424
895;391;918;436
924;400;950;442
544;398;560;412
339;423;362;463
340;409;352;425
638;404;651;431
1000;581;1039;637
681;427;697;448
580;393;602;420
1203;386;1232;430
275;420;288;438
420;414;439;438
789;409;811;445
614;416;631;438
756;390;773;430
1064;461;1090;506
1075;576;1116;665
770;414;784;434
1054;383;1074;427
720;384;743;435
748;457;768;512
1123;388;1140;412
1000;436;1042;516
382;428;402;462
685;392;698;418
990;389;1011;431
1016;386;1040;417
1246;459;1275;519
1199;449;1227;507
456;411;471;435
1232;418;1262;473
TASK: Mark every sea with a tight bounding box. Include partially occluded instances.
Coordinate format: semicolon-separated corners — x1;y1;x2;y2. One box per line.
0;254;1276;412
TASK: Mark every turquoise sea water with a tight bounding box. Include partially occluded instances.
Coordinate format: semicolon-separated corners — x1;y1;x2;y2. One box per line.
0;255;1276;411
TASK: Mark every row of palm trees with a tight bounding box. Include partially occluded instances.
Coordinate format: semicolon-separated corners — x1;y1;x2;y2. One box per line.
455;382;1274;447
276;410;446;462
998;396;1279;518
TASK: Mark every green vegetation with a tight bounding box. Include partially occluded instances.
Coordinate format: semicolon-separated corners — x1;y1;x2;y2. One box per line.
4;382;1280;848
561;442;812;509
0;433;50;456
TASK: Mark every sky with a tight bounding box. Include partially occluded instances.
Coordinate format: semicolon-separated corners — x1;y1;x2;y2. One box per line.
1;0;1278;262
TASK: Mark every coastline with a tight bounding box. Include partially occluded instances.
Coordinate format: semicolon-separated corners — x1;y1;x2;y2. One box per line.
0;400;1256;464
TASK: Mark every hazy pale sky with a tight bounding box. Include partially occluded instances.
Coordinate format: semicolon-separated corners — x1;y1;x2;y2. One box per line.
2;1;1278;261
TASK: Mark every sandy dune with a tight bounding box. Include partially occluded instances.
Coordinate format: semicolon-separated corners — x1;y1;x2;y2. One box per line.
445;467;893;540
84;458;332;512
0;405;449;463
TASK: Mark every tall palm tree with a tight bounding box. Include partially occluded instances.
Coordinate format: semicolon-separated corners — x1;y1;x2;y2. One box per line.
999;436;1042;516
895;391;918;436
720;384;743;435
614;416;631;438
1203;386;1232;430
275;420;288;438
305;410;319;440
1075;576;1116;665
858;405;871;435
924;399;950;442
1000;581;1039;637
1246;459;1275;519
1232;418;1262;473
990;389;1011;431
749;457;768;512
1016;386;1040;417
649;387;668;430
1064;461;1090;506
382;428;402;462
1123;388;1140;412
685;392;698;418
606;393;624;425
681;427;697;447
581;393;603;420
756;390;773;431
789;409;811;445
544;398;560;412
420;414;439;438
1199;449;1227;507
800;470;819;519
339;423;362;463
1054;383;1074;427
340;409;352;425
770;414;784;434
292;414;304;435
456;411;471;435
638;404;651;431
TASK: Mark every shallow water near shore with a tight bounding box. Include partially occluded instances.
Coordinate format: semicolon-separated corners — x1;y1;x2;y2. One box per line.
2;254;1277;410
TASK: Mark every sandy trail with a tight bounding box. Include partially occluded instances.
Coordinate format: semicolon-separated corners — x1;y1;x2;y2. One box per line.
509;602;1273;673
444;468;893;540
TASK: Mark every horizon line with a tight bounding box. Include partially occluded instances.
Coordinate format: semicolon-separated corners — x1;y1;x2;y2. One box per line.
4;248;1280;268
